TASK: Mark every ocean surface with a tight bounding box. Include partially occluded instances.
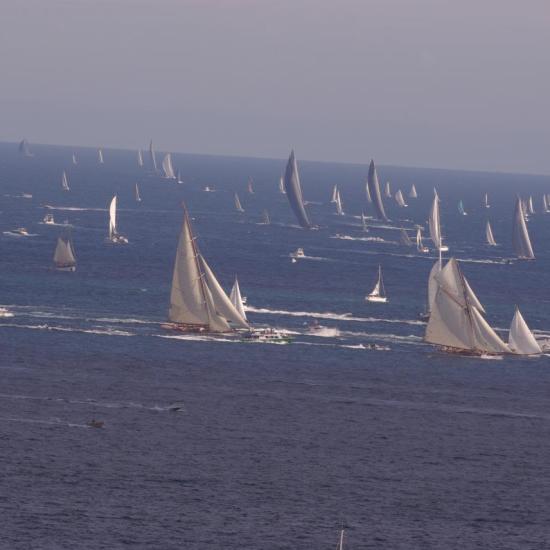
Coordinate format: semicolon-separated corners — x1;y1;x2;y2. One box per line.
1;142;550;549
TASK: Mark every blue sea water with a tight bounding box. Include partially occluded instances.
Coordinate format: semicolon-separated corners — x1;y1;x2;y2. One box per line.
1;142;550;549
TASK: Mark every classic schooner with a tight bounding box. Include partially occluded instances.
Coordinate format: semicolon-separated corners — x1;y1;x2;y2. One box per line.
165;206;249;333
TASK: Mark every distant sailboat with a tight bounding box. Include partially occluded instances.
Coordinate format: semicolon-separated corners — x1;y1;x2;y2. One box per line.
366;160;388;221
528;196;535;215
484;193;490;208
283;150;313;229
137;149;144;167
278;176;286;194
247;178;254;194
234;193;244;213
335;190;344;215
366;265;387;303
337;529;345;550
229;277;247;322
508;307;541;355
361;212;368;232
485;221;496;246
135;183;142;202
19;139;33;157
261;209;270;225
458;200;467;216
53;233;76;271
72;152;78;165
149;139;158;172
176;169;183;184
425;258;510;355
416;228;429;253
395;189;407;207
107;195;128;244
429;190;448;252
384;181;391;198
513;196;535;259
165;206;248;333
61;170;70;191
543;194;550;213
409;184;418;198
330;185;338;203
162;153;176;179
400;228;413;246
98;148;104;164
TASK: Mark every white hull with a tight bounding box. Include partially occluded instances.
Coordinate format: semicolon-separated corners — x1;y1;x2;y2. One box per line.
106;235;129;244
366;295;387;303
55;265;76;272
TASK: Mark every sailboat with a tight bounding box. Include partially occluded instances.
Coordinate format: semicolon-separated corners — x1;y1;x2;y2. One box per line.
229;277;247;322
135;183;142;202
513;196;535;259
162;153;176;179
98;148;104;164
261;209;270;225
485;221;496;246
137;149;144;167
336;529;345;550
149;139;158;172
409;184;418;198
366;265;387;303
508;307;541;355
247;178;254;194
72;152;78;165
278;176;285;194
429;190;449;252
283;150;313;229
416;228;429;253
361;212;368;232
234;193;244;213
400;228;413;246
366;160;388;221
395;189;407;207
484;193;490;208
176;169;183;184
384;181;391;198
335;190;344;215
53;233;76;272
61;171;70;191
458;200;467;216
543;194;550;213
425;258;510;355
528;196;535;215
19;139;33;157
107;195;128;244
164;206;249;333
330;185;338;203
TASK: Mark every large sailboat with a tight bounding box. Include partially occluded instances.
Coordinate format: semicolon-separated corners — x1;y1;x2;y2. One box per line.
429;190;449;252
330;184;338;203
409;184;418;198
512;196;535;259
61;170;70;191
366;160;388;221
234;193;244;213
395;189;407;207
425;258;510;355
485;221;497;246
164;207;249;333
107;195;128;244
98;148;104;164
162;153;176;179
283;150;313;229
508;307;541;355
53;234;77;272
366;265;388;303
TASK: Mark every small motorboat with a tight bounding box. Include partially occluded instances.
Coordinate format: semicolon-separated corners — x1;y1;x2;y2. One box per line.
87;419;104;429
43;213;55;225
203;186;214;192
15;227;30;236
290;248;305;259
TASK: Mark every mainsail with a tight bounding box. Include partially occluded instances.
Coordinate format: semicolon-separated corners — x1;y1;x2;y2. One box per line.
484;193;490;208
528;196;535;215
229;277;248;322
508;307;541;355
400;228;413;246
335;190;344;215
367;160;388;221
330;185;338;203
425;258;510;354
416;228;427;252
365;180;372;203
135;183;142;202
19;139;33;157
98;148;104;164
234;193;244;213
427;259;442;313
428;190;443;250
108;195;118;239
279;176;286;194
485;221;496;246
395;190;407;207
283;150;312;229
162;153;176;179
384;181;391;198
543;194;550;213
72;152;78;165
458;200;467;215
247;178;254;194
61;171;70;191
409;184;418;198
137;149;144;167
512;196;535;259
149;139;157;171
53;235;76;268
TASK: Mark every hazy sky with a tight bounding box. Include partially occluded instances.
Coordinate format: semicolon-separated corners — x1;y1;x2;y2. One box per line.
2;0;550;174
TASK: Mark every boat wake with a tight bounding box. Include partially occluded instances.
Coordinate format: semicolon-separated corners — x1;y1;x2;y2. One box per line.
0;322;135;337
330;234;397;244
44;205;107;212
3;231;38;238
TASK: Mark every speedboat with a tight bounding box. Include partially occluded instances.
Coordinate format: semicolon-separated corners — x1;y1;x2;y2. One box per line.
43;213;55;225
203;186;214;192
15;227;30;236
0;307;14;318
290;248;305;259
87;419;104;429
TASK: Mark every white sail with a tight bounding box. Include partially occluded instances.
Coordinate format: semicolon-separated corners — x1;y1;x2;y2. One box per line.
543;194;549;213
162;153;176;179
485;221;496;246
384;181;391;198
409;184;417;198
365;179;372;203
395;189;407;207
400;228;412;246
149;139;157;171
425;258;510;354
53;236;76;267
61;171;70;191
416;228;425;251
337;529;345;550
528;196;535;214
330;185;338;203
279;176;286;194
108;196;118;239
98;148;104;164
137;149;144;167
230;277;247;322
335;190;344;215
19;138;33;157
484;193;490;208
135;183;142;202
428;190;444;251
199;256;249;329
369;265;386;298
247;178;254;194
234;193;244;212
72;153;78;165
508;307;541;355
513;196;535;259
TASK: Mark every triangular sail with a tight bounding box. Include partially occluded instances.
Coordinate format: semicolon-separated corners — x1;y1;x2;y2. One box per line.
528;196;535;214
234;193;244;212
484;193;490;208
137;149;144;167
330;185;338;203
230;277;248;322
149;139;157;171
53;235;76;266
135;183;142;202
428;190;443;250
247;178;254;194
337;529;345;550
458;200;466;215
416;228;425;251
283;150;312;229
98;148;104;164
395;189;407;207
279;176;286;194
513;196;535;259
61;171;70;191
19;139;33;157
427;259;442;313
367;160;388;221
384;181;391;198
108;196;117;239
508;307;541;355
409;184;417;198
162;153;176;179
400;228;412;246
485;221;496;246
543;194;549;213
72;153;78;165
335;190;344;215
